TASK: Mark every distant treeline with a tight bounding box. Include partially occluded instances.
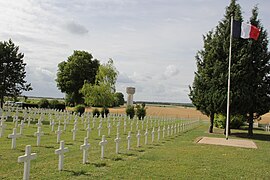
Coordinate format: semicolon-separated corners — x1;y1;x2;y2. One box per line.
134;101;194;108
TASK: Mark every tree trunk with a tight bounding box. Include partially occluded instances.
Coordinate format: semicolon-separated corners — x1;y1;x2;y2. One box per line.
248;112;254;137
209;113;214;133
0;94;3;109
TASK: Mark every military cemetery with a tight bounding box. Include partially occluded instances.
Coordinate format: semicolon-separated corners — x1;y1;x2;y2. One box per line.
1;0;270;179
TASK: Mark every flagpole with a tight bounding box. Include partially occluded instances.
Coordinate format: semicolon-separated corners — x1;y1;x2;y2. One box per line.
226;15;233;140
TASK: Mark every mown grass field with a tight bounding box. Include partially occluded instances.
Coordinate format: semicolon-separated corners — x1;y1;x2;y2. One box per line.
0;108;270;180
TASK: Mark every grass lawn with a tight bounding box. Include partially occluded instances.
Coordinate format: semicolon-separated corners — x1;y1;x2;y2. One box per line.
0;115;270;179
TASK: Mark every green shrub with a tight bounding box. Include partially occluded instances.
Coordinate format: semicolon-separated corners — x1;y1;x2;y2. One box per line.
74;104;85;116
136;104;146;120
101;107;109;118
92;108;100;117
38;98;50;108
49;99;59;109
214;114;245;129
126;105;135;119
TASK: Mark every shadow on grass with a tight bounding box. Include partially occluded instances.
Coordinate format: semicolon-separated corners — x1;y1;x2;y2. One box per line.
125;153;136;157
92;162;107;167
63;169;91;177
231;132;270;142
111;156;124;161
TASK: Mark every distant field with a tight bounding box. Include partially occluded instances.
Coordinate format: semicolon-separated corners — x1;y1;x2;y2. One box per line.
87;105;270;124
86;105;209;120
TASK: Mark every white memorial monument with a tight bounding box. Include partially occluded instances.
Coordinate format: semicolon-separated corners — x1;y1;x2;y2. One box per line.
126;87;135;106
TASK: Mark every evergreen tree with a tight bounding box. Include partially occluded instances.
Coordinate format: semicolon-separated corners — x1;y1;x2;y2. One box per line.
189;0;243;133
236;7;270;136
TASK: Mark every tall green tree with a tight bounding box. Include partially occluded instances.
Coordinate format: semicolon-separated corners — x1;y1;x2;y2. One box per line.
56;50;100;105
81;59;118;107
189;0;243;133
0;39;32;108
235;7;270;136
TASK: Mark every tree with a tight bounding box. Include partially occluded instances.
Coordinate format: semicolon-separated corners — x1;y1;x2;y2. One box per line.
189;0;243;133
235;7;270;136
114;92;125;106
81;59;118;107
56;50;100;105
95;58;118;92
81;82;115;107
0;39;32;108
136;103;146;120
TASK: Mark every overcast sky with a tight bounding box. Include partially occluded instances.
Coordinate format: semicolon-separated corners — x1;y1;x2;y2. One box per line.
1;0;270;103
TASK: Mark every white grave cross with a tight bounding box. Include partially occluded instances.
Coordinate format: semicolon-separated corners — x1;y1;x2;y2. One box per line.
18;145;37;180
99;135;107;159
55;141;69;171
151;127;155;143
80;137;90;164
55;126;62;143
34;127;44;146
0;120;6;137
127;131;131;150
144;129;148;145
136;130;141;147
8;128;21;149
19;120;25;135
114;133;121;154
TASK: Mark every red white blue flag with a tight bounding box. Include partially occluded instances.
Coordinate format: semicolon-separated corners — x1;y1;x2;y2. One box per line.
233;20;260;40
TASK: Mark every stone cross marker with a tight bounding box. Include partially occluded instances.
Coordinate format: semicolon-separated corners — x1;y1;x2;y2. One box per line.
127;131;131;150
13;116;19;128
114;133;121;154
34;127;44;146
55;141;69;171
86;124;91;138
80;137;90;164
27;116;31;127
36;118;42;128
107;123;111;136
157;126;160;141
99;135;107;159
123;121;127;133
116;122;120;134
167;126;170;136
0;120;6;138
151;127;155;143
8;128;21;149
18;145;37;180
71;124;78;141
97;123;102;137
144;129;148;145
50;119;55;132
55;126;62;143
136;130;141;147
19;121;25;135
63;119;68;131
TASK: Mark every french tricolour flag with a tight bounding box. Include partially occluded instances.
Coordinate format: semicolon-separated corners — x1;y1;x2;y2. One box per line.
233;20;260;40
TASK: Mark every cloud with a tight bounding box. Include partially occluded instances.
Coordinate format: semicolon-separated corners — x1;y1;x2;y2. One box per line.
164;65;180;78
64;20;89;35
117;72;135;84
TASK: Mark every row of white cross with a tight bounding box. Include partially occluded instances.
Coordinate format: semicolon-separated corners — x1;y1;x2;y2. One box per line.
17;118;199;180
1;107;200;180
5;120;193;150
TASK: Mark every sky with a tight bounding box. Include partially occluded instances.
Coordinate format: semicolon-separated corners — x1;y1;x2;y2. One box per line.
1;0;270;103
